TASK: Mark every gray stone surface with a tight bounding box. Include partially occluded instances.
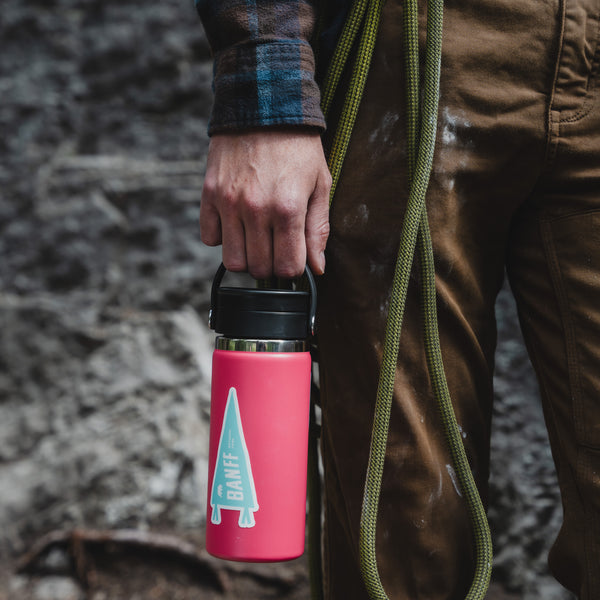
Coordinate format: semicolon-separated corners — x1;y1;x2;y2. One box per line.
0;0;576;598
490;288;574;599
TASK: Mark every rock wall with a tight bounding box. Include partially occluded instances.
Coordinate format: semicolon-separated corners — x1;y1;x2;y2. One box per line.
0;1;575;598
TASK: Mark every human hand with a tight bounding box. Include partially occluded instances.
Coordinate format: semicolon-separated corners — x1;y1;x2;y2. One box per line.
200;130;331;279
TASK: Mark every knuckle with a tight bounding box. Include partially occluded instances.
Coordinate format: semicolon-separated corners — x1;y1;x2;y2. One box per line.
275;247;306;279
200;230;220;246
273;197;303;228
220;188;240;212
199;213;222;248
276;262;304;279
249;264;272;280
242;194;267;220
223;256;247;273
315;220;331;242
201;175;217;199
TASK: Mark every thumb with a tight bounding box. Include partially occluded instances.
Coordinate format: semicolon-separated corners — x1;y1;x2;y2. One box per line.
305;170;332;276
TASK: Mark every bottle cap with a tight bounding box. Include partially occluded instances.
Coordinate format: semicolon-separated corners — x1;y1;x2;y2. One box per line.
209;264;316;341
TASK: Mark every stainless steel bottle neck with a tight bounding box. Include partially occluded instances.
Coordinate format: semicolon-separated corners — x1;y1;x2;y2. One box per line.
215;336;308;352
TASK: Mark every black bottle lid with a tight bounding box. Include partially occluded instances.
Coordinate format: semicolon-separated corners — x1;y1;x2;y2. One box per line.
209;264;316;340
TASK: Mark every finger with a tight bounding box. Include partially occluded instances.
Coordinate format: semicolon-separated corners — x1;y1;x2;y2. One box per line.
238;187;274;279
221;216;247;272
305;170;332;275
245;224;274;280
272;200;307;279
199;199;222;246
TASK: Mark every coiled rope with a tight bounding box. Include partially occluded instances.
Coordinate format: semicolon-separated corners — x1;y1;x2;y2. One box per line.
311;0;493;598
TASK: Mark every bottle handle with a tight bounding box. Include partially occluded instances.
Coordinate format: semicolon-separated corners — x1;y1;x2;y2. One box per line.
209;264;317;337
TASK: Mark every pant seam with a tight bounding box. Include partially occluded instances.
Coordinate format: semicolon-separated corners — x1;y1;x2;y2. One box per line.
543;0;566;170
540;216;597;599
512;283;566;471
539;218;584;441
544;110;561;171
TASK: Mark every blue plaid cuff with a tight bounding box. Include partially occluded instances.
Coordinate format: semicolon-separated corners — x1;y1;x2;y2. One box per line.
208;39;325;134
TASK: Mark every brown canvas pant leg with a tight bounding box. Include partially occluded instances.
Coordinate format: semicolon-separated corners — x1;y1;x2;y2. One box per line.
507;1;600;595
317;0;600;598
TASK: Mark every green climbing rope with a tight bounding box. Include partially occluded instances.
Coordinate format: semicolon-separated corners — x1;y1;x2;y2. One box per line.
316;0;493;598
322;0;385;203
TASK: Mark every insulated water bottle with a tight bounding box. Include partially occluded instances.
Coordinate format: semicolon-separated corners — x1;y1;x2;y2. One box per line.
205;264;316;562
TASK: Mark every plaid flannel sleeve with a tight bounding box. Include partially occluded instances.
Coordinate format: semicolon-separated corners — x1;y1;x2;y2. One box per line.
196;0;326;135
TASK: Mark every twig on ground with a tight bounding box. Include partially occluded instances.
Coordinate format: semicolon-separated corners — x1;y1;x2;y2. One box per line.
16;528;228;593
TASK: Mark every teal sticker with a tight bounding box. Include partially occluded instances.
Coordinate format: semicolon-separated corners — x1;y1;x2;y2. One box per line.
210;387;259;528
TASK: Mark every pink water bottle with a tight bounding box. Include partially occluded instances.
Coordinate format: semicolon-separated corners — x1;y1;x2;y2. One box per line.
206;264;316;562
